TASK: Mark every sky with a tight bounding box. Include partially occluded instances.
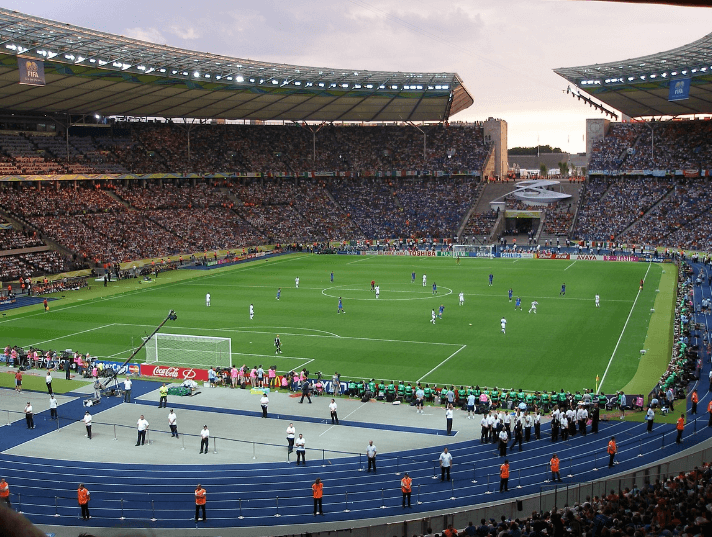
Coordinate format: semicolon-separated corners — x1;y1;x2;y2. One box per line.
6;0;712;153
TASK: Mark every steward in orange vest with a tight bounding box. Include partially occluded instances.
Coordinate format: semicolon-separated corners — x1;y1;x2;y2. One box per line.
499;460;510;492
401;472;412;508
550;454;561;482
77;484;90;520
691;390;698;414
312;478;324;516
676;414;685;444
195;484;206;522
607;437;617;467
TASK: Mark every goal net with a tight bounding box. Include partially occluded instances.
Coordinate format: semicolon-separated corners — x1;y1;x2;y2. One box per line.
144;333;232;368
453;244;495;258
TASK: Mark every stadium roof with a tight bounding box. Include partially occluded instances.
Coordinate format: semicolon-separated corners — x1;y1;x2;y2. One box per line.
0;8;472;122
554;31;712;118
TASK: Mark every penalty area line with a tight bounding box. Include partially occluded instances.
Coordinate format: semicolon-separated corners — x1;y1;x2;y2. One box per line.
417;345;467;383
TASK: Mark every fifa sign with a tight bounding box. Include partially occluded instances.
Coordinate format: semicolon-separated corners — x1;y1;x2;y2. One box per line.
668;78;690;102
18;57;45;86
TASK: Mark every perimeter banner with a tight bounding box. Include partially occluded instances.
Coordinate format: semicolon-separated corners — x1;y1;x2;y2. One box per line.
18;57;45;86
536;252;570;260
140;364;209;381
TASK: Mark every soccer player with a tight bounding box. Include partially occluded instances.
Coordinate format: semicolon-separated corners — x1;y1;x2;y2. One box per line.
295;277;299;288
431;309;436;324
206;293;211;307
276;288;281;300
501;317;507;334
595;294;600;308
330;271;334;282
338;297;345;314
438;304;444;318
529;300;538;314
515;297;522;310
489;273;494;287
371;280;375;292
432;282;437;295
459;292;464;306
275;335;282;355
560;283;566;296
640;278;644;290
422;274;427;287
249;303;254;320
411;271;416;283
375;285;380;299
508;288;513;302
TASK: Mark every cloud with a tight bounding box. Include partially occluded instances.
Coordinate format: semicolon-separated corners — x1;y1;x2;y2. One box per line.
123;27;166;44
168;25;201;40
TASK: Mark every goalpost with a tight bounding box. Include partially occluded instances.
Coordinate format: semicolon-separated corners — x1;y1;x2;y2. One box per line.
144;333;232;368
453;244;495;258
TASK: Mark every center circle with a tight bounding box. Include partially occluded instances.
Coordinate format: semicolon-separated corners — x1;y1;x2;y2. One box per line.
321;284;453;301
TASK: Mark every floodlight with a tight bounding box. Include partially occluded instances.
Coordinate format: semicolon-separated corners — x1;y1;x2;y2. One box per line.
236;75;244;82
193;71;200;77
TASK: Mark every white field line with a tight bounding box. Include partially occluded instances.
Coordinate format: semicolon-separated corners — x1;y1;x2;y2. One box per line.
564;260;577;271
347;257;371;265
113;323;463;347
293;358;315;372
0;253;307;325
598;262;652;393
417;345;467;382
29;323;116;347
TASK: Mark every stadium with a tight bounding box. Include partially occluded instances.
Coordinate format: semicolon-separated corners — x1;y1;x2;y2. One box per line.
0;3;711;537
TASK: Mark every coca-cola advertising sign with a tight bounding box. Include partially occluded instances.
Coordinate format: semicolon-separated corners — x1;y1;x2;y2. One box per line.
537;252;570;260
140;364;209;381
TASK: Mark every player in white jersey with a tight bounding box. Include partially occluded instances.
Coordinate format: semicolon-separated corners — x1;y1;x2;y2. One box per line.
422;274;427;287
595;294;600;307
431;309;436;324
529;301;538;314
500;317;507;334
206;293;211;307
459;292;464;306
295;277;300;288
375;285;380;299
249;303;254;320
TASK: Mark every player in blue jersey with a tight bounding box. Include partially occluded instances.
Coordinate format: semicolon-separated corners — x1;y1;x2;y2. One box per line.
330;271;334;282
515;297;522;310
489;273;494;287
432;282;437;295
338;297;345;314
438;304;445;318
411;271;416;284
276;288;281;300
560;283;566;296
508;288;513;302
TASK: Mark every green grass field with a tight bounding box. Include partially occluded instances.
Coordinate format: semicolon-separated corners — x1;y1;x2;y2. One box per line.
0;254;674;393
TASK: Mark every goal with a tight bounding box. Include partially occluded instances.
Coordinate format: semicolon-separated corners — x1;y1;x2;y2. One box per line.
453;244;495;258
144;333;232;368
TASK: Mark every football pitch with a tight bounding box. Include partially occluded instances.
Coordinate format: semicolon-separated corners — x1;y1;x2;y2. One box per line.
1;253;674;394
